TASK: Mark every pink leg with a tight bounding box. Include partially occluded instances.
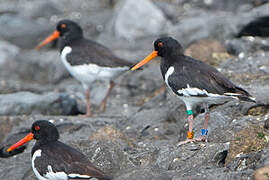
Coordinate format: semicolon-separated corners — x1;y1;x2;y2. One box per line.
188;114;194;134
99;81;115;112
85;89;92;117
177;109;208;146
204;112;209;130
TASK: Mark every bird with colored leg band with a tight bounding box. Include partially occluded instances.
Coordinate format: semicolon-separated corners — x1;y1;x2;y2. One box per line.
131;37;256;146
201;129;208;136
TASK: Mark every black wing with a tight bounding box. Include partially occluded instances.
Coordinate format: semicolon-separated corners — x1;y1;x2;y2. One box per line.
167;56;250;97
66;39;133;68
34;141;110;180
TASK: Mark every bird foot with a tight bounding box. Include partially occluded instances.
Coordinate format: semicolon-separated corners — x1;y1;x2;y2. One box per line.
177;136;207;146
99;103;106;112
79;112;93;117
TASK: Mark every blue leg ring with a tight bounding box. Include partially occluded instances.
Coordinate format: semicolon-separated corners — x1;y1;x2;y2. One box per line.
201;129;208;136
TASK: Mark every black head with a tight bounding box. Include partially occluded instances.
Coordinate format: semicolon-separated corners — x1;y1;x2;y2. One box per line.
36;19;83;49
56;19;83;39
153;37;183;57
31;120;59;142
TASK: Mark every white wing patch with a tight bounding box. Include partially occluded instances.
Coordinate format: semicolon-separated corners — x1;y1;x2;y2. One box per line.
68;173;95;179
177;84;221;97
44;165;68;180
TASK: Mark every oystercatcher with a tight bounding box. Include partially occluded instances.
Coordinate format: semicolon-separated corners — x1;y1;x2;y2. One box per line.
36;20;133;117
131;37;256;145
7;120;111;180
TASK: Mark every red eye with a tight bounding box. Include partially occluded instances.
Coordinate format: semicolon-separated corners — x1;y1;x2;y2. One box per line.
35;126;40;131
158;42;163;47
61;24;66;28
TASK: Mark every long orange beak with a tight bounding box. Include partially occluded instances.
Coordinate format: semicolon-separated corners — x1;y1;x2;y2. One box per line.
131;50;158;71
7;132;34;152
35;30;60;49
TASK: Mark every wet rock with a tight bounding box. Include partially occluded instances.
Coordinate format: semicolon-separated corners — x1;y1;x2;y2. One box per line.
0;14;51;49
113;0;169;41
0;91;78;115
0;40;19;66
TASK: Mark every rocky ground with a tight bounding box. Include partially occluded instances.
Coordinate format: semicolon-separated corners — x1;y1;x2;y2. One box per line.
1;0;269;179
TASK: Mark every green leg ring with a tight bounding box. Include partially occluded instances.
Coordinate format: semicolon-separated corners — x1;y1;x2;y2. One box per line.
187;110;193;115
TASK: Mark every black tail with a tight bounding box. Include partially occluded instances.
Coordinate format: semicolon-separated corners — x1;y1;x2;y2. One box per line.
237;95;256;103
225;87;256;103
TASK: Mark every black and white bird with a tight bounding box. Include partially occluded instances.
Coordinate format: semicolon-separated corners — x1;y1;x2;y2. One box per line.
36;20;134;117
131;37;256;145
7;120;111;180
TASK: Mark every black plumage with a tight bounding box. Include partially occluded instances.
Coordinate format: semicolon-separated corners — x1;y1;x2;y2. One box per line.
36;19;135;116
8;120;111;180
64;38;133;67
32;141;108;179
160;53;252;100
131;36;255;144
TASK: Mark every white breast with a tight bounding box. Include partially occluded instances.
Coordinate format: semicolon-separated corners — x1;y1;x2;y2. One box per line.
32;149;47;180
165;66;174;88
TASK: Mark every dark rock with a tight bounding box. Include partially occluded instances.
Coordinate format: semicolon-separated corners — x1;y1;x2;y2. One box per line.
0;91;78;115
0;14;51;49
237;16;269;37
3;50;69;84
225;37;269;56
115;166;173;180
220;52;269;75
0;145;26;158
173;168;255;180
264;119;269;129
0;40;19;66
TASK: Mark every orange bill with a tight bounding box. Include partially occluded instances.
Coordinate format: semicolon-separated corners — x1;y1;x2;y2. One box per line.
35;30;60;49
131;50;158;71
7;132;34;152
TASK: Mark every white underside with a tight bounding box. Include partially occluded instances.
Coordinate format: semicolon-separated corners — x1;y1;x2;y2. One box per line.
179;95;235;110
32;149;96;180
61;46;129;89
164;66;237;110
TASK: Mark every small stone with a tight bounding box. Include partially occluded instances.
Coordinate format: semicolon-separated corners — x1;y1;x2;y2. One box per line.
254;165;269;180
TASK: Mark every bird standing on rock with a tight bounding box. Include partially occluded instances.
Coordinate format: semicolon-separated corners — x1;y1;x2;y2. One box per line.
36;20;134;117
131;37;256;145
7;120;111;180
